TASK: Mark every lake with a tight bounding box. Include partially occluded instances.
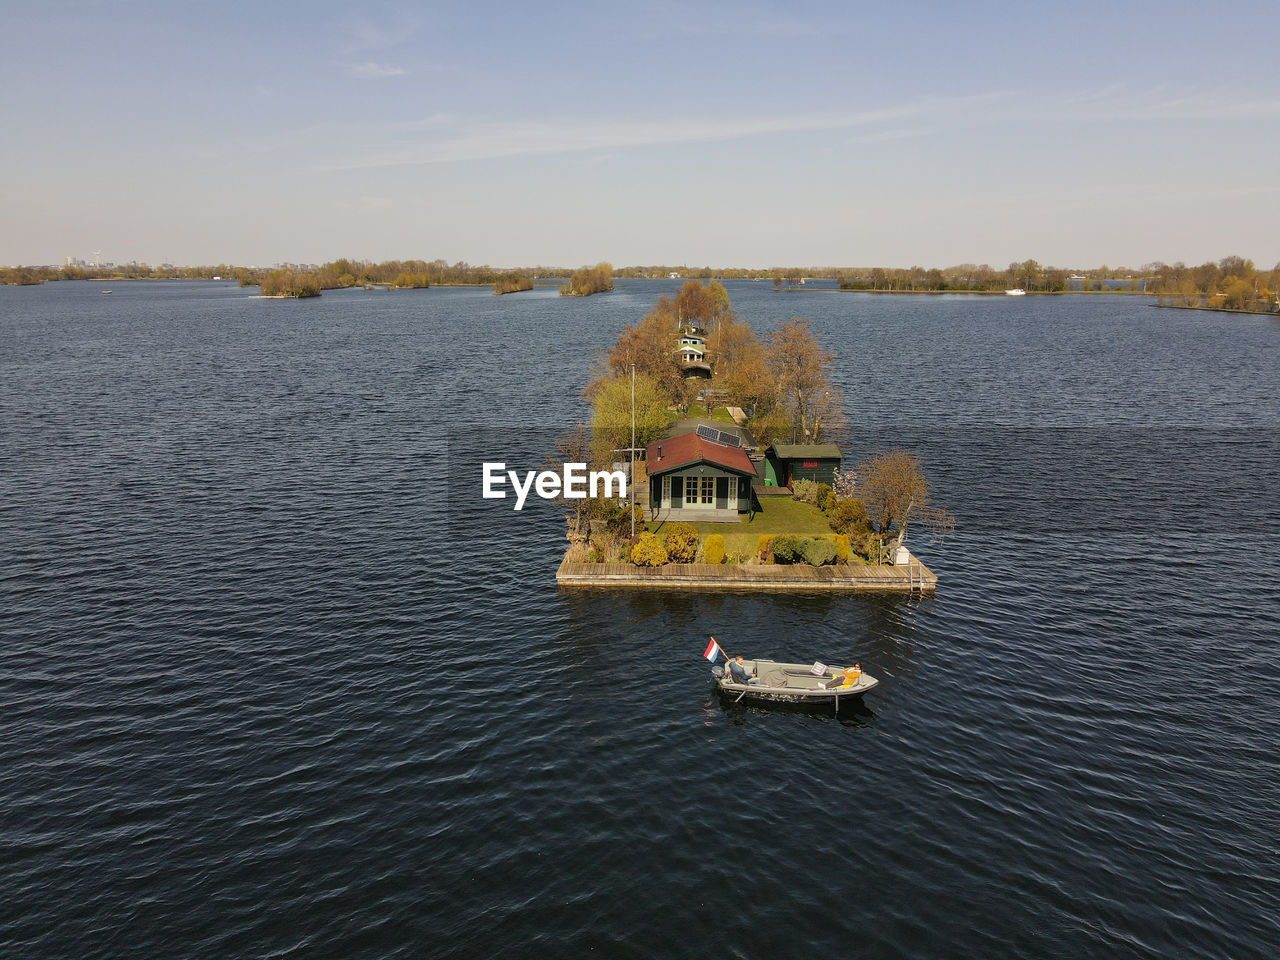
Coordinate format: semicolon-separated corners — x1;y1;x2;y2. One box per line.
2;279;1277;959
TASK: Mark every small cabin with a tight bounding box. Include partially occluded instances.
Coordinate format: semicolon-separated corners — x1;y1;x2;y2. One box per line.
674;342;705;364
764;442;842;488
646;428;757;522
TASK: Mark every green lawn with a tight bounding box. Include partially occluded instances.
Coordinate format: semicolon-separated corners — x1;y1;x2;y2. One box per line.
646;496;857;562
684;403;735;423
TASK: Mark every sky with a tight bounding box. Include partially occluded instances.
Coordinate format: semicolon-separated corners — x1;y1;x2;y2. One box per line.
2;0;1278;269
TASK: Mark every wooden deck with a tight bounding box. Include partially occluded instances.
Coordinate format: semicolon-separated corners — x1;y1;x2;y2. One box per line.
647;506;742;523
556;551;937;592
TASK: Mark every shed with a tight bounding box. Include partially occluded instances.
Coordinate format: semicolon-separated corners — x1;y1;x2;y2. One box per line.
765;442;842;487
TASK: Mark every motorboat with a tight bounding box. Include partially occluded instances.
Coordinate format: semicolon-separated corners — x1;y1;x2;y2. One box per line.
1004;288;1026;296
712;657;878;712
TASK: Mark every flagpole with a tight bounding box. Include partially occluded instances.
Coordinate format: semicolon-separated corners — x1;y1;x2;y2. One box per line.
630;363;636;540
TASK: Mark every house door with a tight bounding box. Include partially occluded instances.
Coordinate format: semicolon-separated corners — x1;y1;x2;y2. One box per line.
726;478;737;511
661;475;671;509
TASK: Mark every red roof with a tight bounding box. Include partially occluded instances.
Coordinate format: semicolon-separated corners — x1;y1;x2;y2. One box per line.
645;431;756;477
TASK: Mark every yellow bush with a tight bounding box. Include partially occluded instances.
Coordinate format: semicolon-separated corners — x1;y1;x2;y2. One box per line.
630;532;668;567
663;522;699;563
704;534;726;565
756;534;775;561
833;534;850;563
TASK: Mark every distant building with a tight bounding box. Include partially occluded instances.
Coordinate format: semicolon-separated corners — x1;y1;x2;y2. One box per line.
675;322;711;378
674;342;705;364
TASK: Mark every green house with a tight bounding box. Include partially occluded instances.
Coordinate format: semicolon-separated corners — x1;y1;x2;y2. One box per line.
765;443;842;488
645;430;757;522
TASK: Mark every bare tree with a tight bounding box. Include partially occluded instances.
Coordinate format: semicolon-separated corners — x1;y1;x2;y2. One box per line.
856;449;954;551
764;317;846;442
546;425;596;547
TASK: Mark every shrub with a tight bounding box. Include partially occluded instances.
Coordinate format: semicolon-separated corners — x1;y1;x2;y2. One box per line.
833;534;851;563
566;541;590;563
756;534;776;562
814;483;833;509
663;522;699;563
792;478;818;502
827;497;869;535
801;537;838;566
704;533;726;565
596;501;645;538
771;534;804;563
819;490;837;513
832;468;859;499
863;536;881;563
631;532;668;566
594;533;627;562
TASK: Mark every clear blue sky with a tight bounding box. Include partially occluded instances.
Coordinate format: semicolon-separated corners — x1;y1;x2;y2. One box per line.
3;0;1278;269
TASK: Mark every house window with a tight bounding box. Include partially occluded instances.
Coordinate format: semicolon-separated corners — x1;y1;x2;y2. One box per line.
699;476;715;505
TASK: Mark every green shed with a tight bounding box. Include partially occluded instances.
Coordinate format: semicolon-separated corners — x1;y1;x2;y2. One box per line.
766;443;842;488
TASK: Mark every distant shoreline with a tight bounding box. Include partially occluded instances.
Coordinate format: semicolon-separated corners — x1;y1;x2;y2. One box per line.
1152;303;1279;317
783;288;1153;296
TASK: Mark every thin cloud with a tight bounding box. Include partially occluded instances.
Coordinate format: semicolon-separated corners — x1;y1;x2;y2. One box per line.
340;9;424;53
1056;86;1280;122
347;61;408;79
642;0;844;38
856;128;927;144
329;95;1001;170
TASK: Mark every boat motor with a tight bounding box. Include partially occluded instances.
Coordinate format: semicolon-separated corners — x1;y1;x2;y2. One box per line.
710;664;725;679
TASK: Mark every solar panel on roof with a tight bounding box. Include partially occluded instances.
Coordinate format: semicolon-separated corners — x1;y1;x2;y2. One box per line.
717;431;741;447
696;424;718;441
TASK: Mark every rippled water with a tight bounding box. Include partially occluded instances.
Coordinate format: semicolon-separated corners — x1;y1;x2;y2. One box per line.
2;280;1278;959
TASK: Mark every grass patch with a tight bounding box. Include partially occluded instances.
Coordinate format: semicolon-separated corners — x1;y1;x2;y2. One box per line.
685;404;735;423
646;496;862;562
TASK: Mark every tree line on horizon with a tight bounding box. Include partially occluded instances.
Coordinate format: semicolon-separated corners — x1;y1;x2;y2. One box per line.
1145;257;1279;313
0;258;551;290
3;255;1276;311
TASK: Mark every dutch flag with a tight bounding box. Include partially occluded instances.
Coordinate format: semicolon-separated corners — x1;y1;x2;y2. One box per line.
703;638;722;662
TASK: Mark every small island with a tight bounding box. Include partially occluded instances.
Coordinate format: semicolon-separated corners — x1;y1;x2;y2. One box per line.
260;269;321;298
559;261;614;297
553;281;953;591
493;273;534;295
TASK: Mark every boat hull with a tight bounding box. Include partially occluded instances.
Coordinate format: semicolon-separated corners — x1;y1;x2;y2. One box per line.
713;658;878;710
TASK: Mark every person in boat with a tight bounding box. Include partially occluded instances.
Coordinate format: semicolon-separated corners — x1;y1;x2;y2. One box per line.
839;663;863;687
729;655;760;685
